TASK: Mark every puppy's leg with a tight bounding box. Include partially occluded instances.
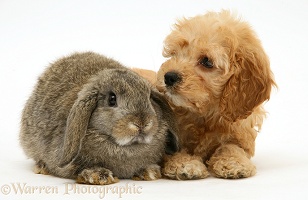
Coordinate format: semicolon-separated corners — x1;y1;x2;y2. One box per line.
76;167;119;185
162;150;209;180
132;164;162;181
207;144;256;179
131;68;157;85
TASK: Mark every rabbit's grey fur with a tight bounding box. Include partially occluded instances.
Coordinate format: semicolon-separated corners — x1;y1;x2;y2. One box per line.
20;52;178;185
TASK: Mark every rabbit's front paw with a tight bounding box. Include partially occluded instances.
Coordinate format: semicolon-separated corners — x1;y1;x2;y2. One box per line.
33;160;50;175
76;167;119;185
133;164;162;181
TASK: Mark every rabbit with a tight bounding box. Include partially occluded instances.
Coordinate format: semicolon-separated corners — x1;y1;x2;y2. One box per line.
20;52;179;185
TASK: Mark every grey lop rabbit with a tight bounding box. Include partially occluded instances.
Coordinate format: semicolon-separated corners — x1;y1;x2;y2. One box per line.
20;52;179;185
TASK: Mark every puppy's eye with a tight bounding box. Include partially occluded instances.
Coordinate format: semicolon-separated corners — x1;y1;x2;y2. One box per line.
108;92;117;107
199;57;213;68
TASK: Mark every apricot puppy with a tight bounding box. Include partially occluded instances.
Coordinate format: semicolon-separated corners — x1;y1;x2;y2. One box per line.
141;11;276;179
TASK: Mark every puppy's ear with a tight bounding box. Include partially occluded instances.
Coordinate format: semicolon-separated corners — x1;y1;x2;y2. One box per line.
59;89;98;167
163;21;188;58
150;90;179;154
220;42;276;122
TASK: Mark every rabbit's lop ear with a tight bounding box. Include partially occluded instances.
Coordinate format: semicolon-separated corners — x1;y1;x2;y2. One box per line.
150;90;179;155
59;89;99;167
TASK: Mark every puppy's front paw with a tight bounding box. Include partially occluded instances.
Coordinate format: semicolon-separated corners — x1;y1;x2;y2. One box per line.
133;164;161;181
207;144;256;179
208;157;256;179
162;152;209;180
77;167;119;185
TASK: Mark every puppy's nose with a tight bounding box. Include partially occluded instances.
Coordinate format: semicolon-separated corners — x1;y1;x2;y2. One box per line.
164;72;181;86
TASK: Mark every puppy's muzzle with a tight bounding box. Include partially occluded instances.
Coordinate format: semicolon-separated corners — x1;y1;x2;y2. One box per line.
164;71;181;87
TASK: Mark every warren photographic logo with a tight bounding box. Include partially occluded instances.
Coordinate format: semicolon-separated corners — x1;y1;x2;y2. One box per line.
1;182;142;199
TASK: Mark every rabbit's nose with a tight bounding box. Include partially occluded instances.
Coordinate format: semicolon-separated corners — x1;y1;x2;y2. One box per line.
128;123;140;132
128;120;153;133
144;120;153;131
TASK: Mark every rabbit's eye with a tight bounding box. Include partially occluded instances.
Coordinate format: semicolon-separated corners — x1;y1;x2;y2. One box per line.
108;92;117;107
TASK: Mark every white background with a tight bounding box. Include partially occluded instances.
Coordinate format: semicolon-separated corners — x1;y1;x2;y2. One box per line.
1;0;308;199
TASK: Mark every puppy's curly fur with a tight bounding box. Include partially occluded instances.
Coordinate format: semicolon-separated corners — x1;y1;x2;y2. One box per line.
136;11;276;179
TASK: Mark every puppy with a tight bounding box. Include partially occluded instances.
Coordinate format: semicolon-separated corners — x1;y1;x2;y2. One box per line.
137;10;276;179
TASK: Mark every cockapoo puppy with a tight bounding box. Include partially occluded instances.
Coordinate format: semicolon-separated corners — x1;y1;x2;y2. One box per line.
136;10;276;179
